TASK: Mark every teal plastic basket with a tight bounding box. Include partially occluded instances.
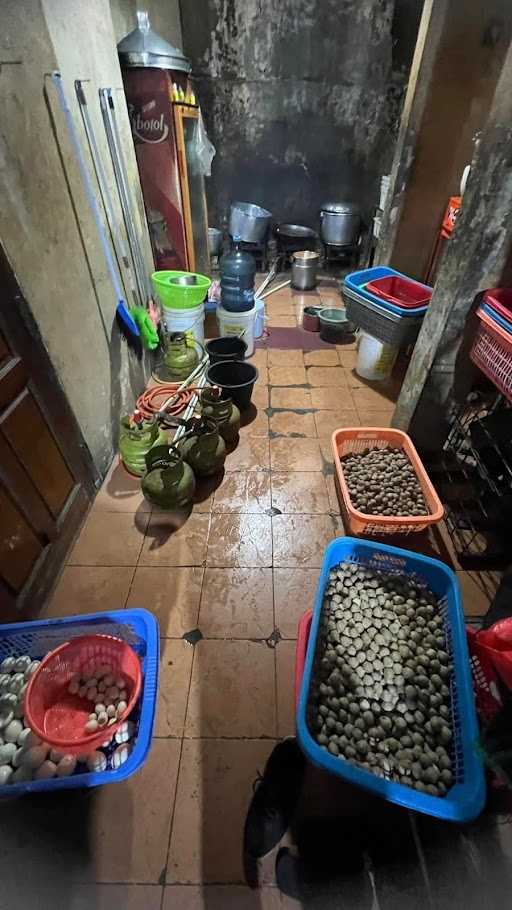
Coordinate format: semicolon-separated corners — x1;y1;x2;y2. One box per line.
297;537;485;823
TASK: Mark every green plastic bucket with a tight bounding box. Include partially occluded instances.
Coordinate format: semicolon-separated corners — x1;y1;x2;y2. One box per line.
151;271;211;310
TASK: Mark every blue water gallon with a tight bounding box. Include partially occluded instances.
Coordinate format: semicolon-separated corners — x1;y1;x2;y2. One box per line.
220;236;256;312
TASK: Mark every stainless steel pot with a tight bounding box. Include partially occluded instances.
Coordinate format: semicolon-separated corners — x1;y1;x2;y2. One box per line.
229;202;271;243
208;227;223;257
320;201;360;247
291;250;319;291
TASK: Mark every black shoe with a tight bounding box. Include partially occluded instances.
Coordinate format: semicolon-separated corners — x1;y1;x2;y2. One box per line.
243;738;305;862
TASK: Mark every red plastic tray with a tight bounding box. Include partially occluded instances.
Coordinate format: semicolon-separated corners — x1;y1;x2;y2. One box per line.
483;288;512;323
366;275;432;308
295;610;312;706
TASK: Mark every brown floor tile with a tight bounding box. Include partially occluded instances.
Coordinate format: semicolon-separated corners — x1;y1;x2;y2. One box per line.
270;438;323;472
272;514;342;567
356;408;395;427
319;290;343;307
291;291;322;307
127;566;203;636
265;301;296;316
252;384;270;408
163;885;281;909
276;640;297;738
94;459;151;513
270;387;312;410
46;565;133;617
304;349;340;366
271;472;330;514
351;385;397;413
457;571;497;617
324;474;341;513
207;514;272;567
139;513;210;567
224;437;270;471
310;386;355;409
319;439;335;468
268;365;307;386
337;349;359;370
212;472;271;513
14;884;163;910
155;638;194;737
268;349;304;366
269;410;317;437
274;567;319;638
248;348;268;369
307;366;348;387
238;408;269;437
185;640;276;736
314;408;360;438
167;739;275;883
68;511;148;567
266;315;297;328
199;568;273;638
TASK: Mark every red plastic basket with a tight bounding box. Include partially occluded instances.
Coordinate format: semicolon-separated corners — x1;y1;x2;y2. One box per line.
331;427;445;536
295;611;313;707
471;307;512;403
25;635;142;754
366;275;432;309
483;288;512;323
466;627;503;725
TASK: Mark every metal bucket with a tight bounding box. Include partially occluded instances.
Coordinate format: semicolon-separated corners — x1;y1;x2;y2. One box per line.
229;202;271;243
320;202;360;247
291;250;319;291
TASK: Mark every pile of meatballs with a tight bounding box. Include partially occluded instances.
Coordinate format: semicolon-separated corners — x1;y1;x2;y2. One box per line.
341;446;428;517
308;561;454;797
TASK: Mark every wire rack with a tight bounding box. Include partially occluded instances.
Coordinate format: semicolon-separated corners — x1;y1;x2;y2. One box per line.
426;391;512;570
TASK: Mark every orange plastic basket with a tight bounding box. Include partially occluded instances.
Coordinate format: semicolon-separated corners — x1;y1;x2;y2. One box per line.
331;426;444;536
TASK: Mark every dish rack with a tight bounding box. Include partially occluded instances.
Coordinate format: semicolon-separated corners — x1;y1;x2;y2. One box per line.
0;608;159;795
296;537;485;823
331;426;444;536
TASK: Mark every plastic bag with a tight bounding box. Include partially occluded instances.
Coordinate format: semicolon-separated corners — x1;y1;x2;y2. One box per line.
195;111;216;177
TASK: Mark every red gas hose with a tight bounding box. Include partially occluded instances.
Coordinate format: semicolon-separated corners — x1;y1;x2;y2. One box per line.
136;384;199;420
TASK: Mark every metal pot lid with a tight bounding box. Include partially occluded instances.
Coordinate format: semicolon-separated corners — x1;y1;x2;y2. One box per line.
118;10;191;72
321;201;360;215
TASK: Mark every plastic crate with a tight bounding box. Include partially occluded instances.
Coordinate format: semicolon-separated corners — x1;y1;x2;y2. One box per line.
481;303;512;335
343;286;424;347
0;608;159;795
331;426;444;535
470;307;512;403
366;275;432;309
296;537;486;823
483;288;512;322
345;266;430;316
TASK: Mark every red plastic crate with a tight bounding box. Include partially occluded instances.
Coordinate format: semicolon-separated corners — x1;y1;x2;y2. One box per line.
483;288;512;323
366;275;432;309
471;306;512;403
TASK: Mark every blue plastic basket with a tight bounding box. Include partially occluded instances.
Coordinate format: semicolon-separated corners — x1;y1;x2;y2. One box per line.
0;608;159;795
297;537;485;823
345;267;431;316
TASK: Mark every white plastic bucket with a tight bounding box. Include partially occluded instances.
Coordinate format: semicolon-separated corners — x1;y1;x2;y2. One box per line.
217;304;256;356
163;302;204;345
356;332;398;382
254;298;265;338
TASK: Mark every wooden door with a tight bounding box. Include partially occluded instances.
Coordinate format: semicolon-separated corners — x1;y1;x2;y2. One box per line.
0;246;96;618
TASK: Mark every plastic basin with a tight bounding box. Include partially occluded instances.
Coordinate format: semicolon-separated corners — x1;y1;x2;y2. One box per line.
152;271;211;310
206;360;259;411
205;336;247;364
366;275;432;308
319;308;355;343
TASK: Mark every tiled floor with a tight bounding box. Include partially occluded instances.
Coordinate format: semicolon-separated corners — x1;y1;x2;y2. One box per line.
11;279;502;908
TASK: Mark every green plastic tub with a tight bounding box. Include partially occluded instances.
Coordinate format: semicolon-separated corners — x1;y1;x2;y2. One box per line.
151;271;211;310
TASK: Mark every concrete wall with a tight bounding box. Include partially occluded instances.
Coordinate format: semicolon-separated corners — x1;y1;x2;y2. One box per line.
384;0;511;280
110;0;182;46
0;0;155;476
180;0;422;230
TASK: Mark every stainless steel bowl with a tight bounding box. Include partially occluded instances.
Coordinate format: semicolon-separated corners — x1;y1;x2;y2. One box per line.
170;274;198;286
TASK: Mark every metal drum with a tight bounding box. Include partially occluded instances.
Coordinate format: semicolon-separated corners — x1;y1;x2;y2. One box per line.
291;251;320;291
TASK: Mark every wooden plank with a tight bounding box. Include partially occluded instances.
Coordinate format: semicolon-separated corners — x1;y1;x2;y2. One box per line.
0;432;55;540
1;389;75;518
0;484;43;593
0;358;28;412
173;105;196;272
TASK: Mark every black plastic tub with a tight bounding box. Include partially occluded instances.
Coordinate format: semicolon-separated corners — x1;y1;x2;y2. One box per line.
206;360;259;411
205;336;248;364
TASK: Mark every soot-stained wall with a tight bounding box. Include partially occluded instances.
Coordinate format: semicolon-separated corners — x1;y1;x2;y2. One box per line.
180;0;422;229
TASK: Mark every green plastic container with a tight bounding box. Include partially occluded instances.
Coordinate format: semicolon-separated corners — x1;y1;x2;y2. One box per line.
151;271;211;310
